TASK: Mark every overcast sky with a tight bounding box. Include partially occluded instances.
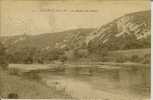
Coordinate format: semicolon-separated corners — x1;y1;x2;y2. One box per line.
0;0;150;36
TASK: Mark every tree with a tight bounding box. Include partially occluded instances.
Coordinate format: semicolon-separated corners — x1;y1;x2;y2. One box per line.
74;49;89;58
0;42;8;69
42;48;65;63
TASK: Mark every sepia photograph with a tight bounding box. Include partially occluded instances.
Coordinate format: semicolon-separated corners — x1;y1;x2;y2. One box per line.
0;0;151;99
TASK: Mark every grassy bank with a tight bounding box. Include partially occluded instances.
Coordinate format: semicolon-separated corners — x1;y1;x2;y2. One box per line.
0;69;68;99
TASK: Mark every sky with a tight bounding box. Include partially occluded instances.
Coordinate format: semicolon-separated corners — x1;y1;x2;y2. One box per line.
0;0;150;36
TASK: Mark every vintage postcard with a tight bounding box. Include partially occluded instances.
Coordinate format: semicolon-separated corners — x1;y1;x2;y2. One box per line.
0;0;151;99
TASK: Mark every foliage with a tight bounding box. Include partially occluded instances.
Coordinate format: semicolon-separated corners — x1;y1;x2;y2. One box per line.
8;68;20;75
7;47;36;64
0;42;8;69
115;54;150;64
142;54;150;64
22;72;41;81
74;49;89;58
43;48;64;61
7;93;18;99
7;46;66;64
87;40;108;57
129;55;142;63
115;55;128;63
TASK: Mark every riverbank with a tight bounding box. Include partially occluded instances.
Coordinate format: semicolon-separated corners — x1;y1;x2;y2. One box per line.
0;70;69;99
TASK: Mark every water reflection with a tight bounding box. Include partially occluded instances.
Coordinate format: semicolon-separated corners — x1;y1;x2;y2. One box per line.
41;65;150;100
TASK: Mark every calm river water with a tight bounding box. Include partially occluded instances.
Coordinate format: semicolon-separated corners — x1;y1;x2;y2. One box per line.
39;64;150;100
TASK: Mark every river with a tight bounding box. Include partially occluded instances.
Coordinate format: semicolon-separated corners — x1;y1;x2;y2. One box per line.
38;64;150;100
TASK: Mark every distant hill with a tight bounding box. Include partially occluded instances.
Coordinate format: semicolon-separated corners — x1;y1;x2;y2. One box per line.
1;28;95;52
87;10;151;52
47;10;151;52
1;10;151;55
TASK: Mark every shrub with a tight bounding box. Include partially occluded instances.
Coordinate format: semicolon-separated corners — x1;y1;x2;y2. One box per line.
74;49;89;58
0;42;8;70
7;93;18;99
0;62;8;70
128;54;150;64
115;55;128;63
23;72;41;81
129;55;142;63
8;68;20;75
142;54;150;64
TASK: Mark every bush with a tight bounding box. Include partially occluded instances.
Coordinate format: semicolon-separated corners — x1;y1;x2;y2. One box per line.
74;49;89;58
142;54;150;64
7;93;18;99
129;55;142;63
0;42;8;70
128;54;150;64
23;72;41;81
0;62;8;70
115;55;128;63
8;68;20;75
